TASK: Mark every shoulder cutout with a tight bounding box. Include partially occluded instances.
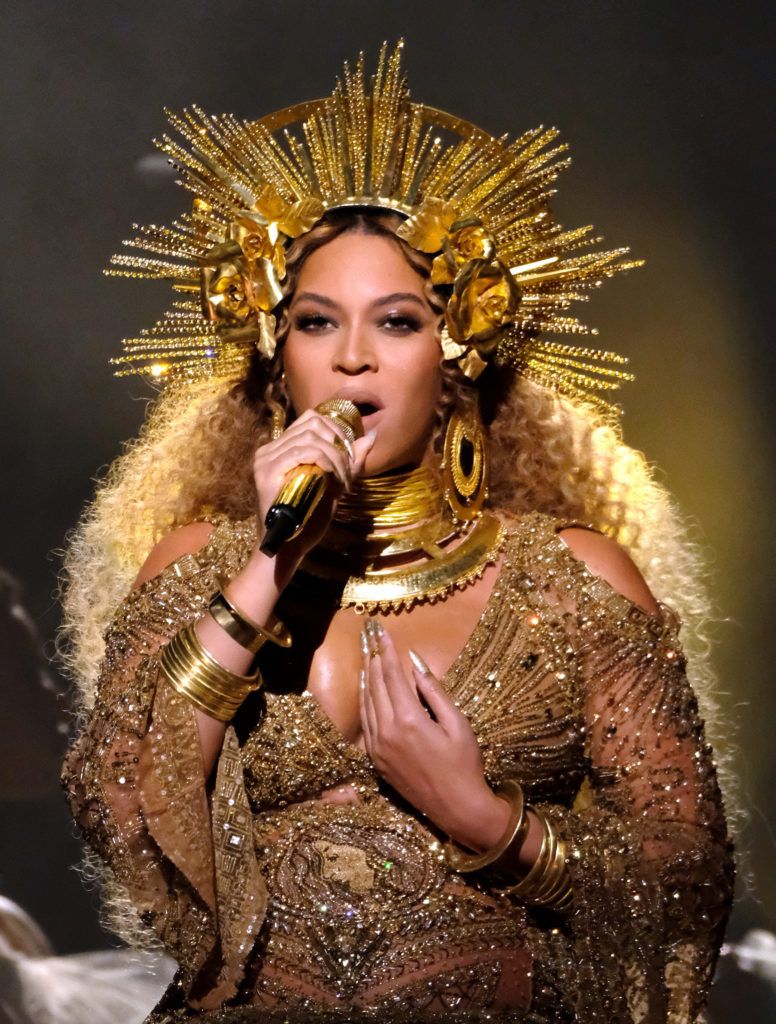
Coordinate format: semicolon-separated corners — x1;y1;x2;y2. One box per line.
557;527;661;618
132;521;216;590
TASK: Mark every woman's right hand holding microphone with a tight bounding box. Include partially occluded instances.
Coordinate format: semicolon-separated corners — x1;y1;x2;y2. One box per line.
251;406;376;579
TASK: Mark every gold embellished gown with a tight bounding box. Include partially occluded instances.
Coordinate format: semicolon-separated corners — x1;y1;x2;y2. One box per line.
61;512;734;1022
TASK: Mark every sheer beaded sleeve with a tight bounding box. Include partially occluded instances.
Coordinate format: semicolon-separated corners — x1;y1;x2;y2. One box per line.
61;518;265;1011
540;531;735;1023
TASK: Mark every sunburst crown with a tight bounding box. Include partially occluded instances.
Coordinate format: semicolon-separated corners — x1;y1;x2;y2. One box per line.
108;41;640;421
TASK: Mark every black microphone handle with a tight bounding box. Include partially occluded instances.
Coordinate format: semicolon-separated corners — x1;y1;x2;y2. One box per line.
260;504;306;557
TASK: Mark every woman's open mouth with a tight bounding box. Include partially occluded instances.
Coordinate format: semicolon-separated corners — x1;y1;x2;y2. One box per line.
354;401;380;420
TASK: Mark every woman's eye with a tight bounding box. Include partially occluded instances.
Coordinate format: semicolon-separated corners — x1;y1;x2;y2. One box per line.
293;314;332;332
381;313;422;333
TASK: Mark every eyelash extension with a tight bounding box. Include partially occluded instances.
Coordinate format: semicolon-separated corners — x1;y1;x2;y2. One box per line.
381;313;422;332
293;314;332;331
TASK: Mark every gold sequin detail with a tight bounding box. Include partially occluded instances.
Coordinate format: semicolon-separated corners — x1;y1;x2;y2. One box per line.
62;512;733;1022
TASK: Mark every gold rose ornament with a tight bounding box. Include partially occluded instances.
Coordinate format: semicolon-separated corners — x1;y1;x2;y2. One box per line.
200;184;324;358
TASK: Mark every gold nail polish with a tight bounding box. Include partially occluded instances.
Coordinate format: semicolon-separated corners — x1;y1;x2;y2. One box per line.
408;648;431;675
365;618;380;657
359;629;369;655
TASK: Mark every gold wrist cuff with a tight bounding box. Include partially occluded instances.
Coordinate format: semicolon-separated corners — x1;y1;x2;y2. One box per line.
444;779;528;872
208;589;292;654
160;623;263;722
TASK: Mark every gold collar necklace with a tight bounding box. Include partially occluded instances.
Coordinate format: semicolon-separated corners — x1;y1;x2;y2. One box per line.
335;465;443;531
298;466;505;613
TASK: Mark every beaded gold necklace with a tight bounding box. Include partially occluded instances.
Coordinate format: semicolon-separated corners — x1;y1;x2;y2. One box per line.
298;466;505;613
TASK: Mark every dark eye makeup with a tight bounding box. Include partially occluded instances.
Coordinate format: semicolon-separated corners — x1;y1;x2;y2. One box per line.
292;311;423;333
293;313;332;332
380;312;423;332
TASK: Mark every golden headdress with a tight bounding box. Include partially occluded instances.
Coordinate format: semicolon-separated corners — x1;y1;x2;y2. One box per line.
108;41;639;420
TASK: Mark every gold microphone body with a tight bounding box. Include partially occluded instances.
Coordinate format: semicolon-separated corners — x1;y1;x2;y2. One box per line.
260;398;364;556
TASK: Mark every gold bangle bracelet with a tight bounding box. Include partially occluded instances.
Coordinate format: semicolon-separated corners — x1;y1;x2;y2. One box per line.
532;867;573;908
164;648;258;721
535;828;571;904
175;622;260;686
530;834;569;902
504;809;572;911
167;627;258;705
543;841;573;906
507;809;550;896
444;779;528;872
438;773;574;914
209;590;292;654
161;626;259;719
179;622;261;693
160;623;263;722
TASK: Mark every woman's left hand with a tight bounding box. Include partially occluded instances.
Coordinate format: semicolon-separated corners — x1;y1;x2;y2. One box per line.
359;619;507;850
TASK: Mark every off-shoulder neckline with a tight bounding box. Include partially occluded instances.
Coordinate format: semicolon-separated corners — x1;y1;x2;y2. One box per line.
159;510;678;637
548;522;680;636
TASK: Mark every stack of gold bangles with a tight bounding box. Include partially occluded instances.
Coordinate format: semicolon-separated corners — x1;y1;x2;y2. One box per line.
159;589;292;722
444;778;573;912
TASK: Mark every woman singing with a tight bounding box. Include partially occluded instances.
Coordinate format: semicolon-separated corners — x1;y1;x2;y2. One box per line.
61;44;733;1023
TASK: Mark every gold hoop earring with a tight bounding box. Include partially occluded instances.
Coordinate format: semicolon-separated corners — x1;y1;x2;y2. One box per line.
442;405;488;522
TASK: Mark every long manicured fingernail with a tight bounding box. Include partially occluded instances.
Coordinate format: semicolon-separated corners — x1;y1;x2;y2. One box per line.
366;428;378;445
375;620;384;639
359;629;369;655
408;648;430;675
359;668;366;689
365;618;381;655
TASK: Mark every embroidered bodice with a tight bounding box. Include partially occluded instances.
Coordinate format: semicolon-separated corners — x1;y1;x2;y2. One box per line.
62;512;733;1023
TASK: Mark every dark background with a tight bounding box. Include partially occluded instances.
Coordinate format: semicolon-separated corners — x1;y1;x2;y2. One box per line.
1;1;773;1018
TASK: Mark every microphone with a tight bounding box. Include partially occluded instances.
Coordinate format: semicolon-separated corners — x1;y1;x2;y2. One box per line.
259;398;364;556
